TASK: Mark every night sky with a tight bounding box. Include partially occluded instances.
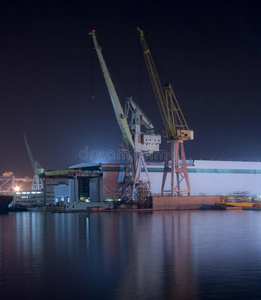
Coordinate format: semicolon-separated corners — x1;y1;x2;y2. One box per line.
1;0;261;178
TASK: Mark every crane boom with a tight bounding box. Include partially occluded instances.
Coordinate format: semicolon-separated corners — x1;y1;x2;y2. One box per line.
137;27;193;141
22;132;42;173
89;30;162;203
89;30;135;151
125;97;154;130
137;27;169;133
22;132;43;191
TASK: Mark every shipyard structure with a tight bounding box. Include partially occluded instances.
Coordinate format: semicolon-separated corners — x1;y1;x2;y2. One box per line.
35;158;260;210
8;29;259;211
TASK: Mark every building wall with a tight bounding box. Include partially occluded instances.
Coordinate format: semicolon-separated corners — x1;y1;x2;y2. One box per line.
12;190;43;206
89;178;103;202
46;185;55;204
189;160;261;196
152;195;224;210
147;160;261;196
69;179;78;201
12;184;55;206
102;164;124;200
102;160;261;198
54;184;69;203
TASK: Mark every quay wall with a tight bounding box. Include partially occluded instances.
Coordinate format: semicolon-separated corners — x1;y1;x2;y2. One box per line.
152;195;224;210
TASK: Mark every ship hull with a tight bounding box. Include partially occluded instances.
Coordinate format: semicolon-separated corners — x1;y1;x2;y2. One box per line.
0;195;13;212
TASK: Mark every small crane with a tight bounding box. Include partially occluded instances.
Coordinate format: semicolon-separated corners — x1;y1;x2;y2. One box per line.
89;30;161;205
22;132;44;190
137;27;194;196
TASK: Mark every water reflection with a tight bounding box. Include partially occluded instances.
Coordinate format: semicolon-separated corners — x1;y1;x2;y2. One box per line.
84;211;199;299
1;211;261;299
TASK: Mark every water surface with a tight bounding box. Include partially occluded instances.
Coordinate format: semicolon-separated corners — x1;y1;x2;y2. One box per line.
1;210;261;299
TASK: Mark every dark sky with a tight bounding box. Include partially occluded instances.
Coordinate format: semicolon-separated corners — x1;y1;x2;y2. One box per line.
1;0;261;178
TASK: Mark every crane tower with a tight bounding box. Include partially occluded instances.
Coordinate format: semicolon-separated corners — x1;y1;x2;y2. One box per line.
89;30;161;205
22;132;44;190
137;27;194;196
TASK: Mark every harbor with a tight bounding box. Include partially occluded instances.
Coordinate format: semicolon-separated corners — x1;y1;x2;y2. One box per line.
2;23;261;212
3;159;261;212
1;1;261;299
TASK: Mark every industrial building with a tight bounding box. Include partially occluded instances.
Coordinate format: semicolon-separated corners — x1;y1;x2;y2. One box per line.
102;159;261;200
187;159;261;198
44;159;261;205
12;184;56;207
12;29;259;210
9;158;261;209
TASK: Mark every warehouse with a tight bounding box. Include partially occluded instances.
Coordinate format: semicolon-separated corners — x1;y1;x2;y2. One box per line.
66;159;261;203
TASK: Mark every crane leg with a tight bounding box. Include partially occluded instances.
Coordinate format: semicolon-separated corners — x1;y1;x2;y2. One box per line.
180;142;191;196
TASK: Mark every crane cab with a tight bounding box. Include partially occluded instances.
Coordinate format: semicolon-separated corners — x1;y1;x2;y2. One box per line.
177;129;194;141
142;134;161;152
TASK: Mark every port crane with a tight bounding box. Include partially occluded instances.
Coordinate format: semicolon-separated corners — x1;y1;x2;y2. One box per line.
22;132;44;190
89;30;161;204
137;27;194;196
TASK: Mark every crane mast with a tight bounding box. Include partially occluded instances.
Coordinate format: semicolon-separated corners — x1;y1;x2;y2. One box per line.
89;30;161;205
22;132;44;190
137;27;194;196
88;30;135;151
137;28;169;134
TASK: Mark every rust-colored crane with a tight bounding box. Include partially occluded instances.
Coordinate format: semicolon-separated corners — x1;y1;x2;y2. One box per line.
137;27;194;196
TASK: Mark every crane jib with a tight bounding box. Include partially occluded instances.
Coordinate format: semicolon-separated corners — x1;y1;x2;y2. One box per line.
89;31;135;151
137;27;193;141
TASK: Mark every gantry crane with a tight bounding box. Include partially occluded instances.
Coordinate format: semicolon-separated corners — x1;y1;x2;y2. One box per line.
137;27;194;196
89;30;161;204
22;132;44;190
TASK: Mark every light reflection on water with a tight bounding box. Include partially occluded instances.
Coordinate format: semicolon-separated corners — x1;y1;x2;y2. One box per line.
0;210;261;299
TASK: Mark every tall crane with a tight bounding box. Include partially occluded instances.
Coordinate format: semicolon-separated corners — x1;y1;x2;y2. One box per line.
137;27;194;196
89;30;161;204
22;132;44;190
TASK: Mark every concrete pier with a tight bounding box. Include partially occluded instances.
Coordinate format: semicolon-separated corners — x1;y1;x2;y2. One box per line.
152;195;224;210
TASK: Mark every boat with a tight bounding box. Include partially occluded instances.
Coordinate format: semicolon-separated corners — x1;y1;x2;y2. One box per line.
0;195;13;212
215;201;255;209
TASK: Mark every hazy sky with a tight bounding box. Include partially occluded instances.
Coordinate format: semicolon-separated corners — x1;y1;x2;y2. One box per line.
1;0;261;177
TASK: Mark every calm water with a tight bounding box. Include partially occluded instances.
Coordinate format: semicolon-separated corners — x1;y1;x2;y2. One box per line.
1;210;261;300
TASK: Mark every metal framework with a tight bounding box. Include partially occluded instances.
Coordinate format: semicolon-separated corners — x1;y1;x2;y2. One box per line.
137;27;194;196
0;172;32;194
23;132;44;190
89;30;161;204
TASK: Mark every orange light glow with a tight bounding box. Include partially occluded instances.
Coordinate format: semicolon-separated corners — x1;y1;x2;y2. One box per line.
14;186;20;192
